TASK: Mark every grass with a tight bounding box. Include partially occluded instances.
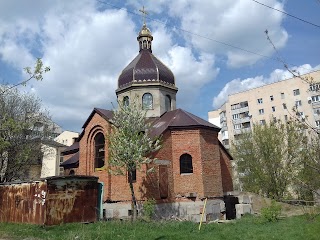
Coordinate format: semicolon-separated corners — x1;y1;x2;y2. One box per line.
0;215;319;240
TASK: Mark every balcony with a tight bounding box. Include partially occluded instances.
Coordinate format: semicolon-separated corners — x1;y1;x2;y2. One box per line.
234;127;251;135
231;106;249;114
232;117;251;124
221;125;228;131
220;116;227;123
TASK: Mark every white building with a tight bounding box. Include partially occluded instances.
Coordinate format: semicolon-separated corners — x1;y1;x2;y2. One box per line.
208;70;320;149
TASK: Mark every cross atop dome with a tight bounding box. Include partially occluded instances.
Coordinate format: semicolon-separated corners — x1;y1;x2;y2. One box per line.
139;6;148;25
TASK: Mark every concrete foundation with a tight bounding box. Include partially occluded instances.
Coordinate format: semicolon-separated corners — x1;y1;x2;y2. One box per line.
103;199;225;222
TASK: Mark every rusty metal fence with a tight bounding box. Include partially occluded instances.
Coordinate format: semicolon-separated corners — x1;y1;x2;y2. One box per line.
0;175;99;225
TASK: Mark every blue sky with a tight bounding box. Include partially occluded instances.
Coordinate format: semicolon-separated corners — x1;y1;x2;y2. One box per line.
0;0;319;132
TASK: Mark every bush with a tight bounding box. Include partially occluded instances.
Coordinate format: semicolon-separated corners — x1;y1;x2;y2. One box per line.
261;200;282;222
143;198;156;220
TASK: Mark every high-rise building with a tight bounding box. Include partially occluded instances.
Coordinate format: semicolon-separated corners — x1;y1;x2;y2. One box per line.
208;70;320;149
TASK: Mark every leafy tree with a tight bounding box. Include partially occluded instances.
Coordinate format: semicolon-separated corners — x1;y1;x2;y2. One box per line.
0;88;53;182
0;58;51;182
108;101;161;220
232;120;307;200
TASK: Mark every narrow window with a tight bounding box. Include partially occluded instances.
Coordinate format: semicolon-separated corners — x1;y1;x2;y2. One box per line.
270;95;274;101
94;132;105;169
123;96;129;107
259;109;264;115
142;93;153;110
281;92;285;99
272;106;276;112
259;120;266;125
257;98;263;104
180;154;193;174
128;169;137;182
165;95;171;112
284;115;288;121
293;89;300;96
295;100;302;107
283;103;287;109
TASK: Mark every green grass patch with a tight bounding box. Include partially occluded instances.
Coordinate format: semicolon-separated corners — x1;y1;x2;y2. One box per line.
0;215;319;240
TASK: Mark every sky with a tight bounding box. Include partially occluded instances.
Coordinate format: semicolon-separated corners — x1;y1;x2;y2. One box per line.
0;0;319;132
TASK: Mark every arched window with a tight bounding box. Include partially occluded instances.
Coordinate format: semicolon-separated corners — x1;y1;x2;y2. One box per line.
123;96;129;107
165;95;171;112
180;154;193;174
142;93;153;110
94;132;105;169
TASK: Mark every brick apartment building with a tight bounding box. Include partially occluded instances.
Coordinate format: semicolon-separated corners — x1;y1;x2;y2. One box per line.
61;22;233;221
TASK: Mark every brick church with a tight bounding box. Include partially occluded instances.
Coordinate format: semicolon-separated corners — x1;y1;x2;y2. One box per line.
61;21;233;221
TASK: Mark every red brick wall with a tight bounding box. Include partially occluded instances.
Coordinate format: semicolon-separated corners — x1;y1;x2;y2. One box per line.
219;147;233;193
199;129;224;197
73;113;232;202
171;129;205;198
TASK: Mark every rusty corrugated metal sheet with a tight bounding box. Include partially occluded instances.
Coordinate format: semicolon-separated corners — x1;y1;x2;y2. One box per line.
0;181;47;224
45;176;98;225
0;176;99;225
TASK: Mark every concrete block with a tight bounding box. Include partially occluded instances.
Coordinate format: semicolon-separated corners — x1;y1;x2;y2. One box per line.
104;209;113;219
236;204;253;219
238;195;252;204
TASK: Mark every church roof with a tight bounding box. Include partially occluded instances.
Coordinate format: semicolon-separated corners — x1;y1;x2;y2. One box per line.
61;142;79;155
150;108;221;137
82;108;113;129
118;49;175;89
60;152;79;169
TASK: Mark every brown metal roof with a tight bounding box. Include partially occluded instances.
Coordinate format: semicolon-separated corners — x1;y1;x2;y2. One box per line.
82;108;113;129
60;152;79;168
118;49;175;88
61;142;79;155
150;108;220;137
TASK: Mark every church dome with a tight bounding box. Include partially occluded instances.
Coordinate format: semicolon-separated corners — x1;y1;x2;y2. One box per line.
117;24;175;89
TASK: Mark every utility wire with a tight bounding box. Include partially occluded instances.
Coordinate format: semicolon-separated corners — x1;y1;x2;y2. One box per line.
252;0;320;29
97;0;276;61
96;0;315;71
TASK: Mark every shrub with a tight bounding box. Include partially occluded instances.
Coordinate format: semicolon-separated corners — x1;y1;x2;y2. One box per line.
261;200;282;222
143;198;156;220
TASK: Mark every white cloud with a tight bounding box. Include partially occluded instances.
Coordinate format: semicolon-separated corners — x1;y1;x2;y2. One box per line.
128;0;288;68
213;64;320;109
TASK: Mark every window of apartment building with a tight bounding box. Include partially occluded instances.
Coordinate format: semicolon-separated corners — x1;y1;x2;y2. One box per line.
259;119;266;125
259;109;264;115
284;115;288;121
220;111;226;118
293;89;300;96
273;117;277;123
234;124;241;129
295;100;302;107
272;106;276;112
232;113;240;119
310;83;320;92
257;98;263;104
312;95;320;103
283;103;287;109
270;95;274;101
281;92;285;99
314;108;320;115
316;120;320;128
231;103;240;110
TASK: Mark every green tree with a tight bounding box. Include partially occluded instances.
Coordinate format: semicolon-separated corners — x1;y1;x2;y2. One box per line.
0;88;53;182
232;120;307;200
108;101;161;220
0;58;51;182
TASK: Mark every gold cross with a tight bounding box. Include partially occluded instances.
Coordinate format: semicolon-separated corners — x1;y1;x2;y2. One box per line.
139;6;148;25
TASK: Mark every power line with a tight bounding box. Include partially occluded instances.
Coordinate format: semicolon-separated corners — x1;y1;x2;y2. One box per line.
252;0;320;29
97;0;276;61
96;0;314;71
